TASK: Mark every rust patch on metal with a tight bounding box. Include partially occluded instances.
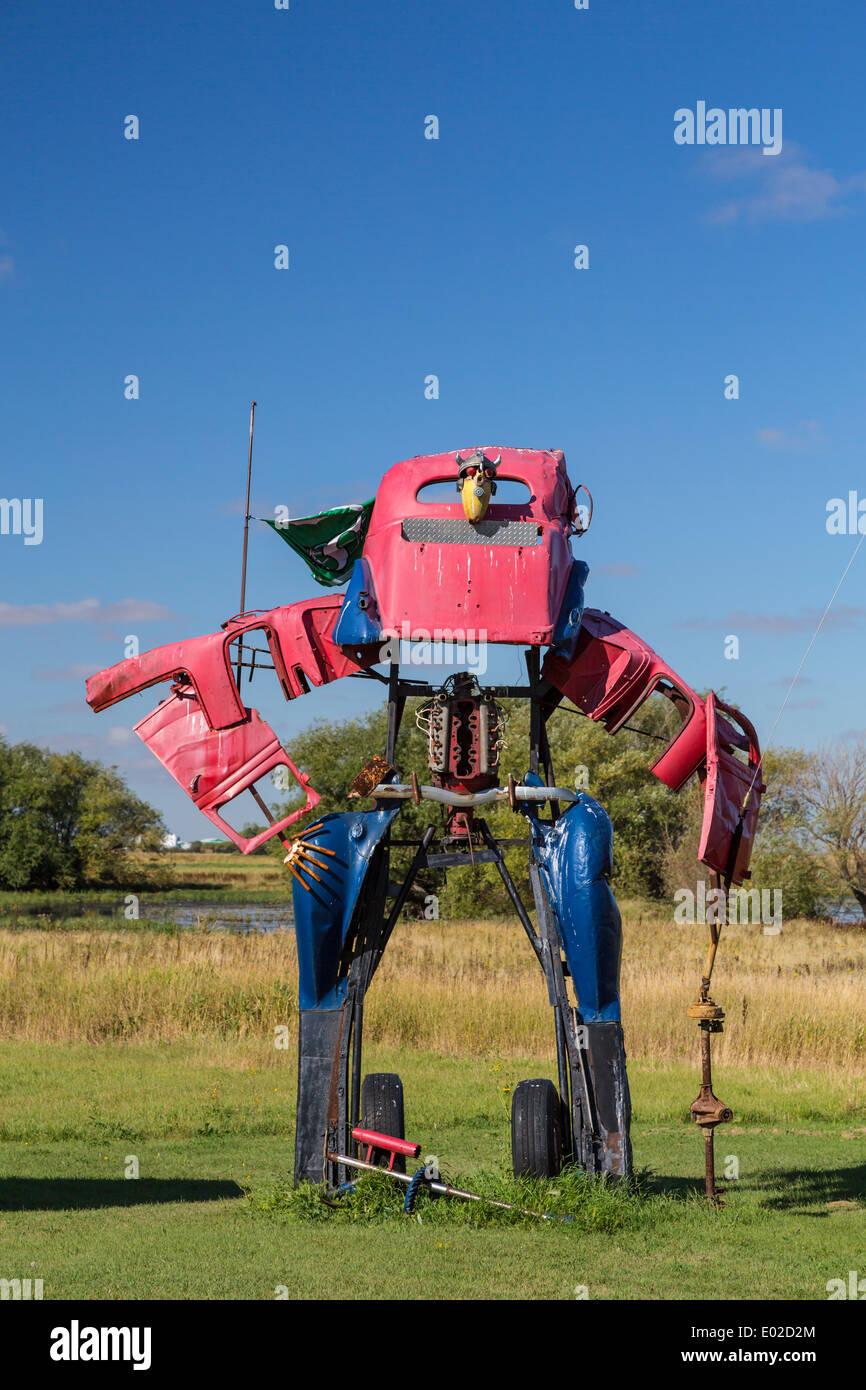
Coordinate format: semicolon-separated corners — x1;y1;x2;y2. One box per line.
349;755;396;798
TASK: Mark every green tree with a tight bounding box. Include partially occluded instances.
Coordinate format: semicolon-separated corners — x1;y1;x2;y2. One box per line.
75;766;165;885
797;740;866;919
746;747;834;918
0;738;164;890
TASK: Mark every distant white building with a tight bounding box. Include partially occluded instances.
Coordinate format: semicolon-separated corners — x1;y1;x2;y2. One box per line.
162;831;192;850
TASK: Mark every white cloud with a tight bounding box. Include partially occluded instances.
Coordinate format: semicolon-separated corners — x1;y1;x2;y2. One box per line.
680;604;865;634
0;598;177;627
32;661;100;681
702;144;866;224
106;726;135;745
756;420;827;453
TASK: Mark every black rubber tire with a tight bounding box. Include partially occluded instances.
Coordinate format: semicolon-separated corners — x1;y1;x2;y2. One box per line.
511;1078;564;1179
361;1072;406;1174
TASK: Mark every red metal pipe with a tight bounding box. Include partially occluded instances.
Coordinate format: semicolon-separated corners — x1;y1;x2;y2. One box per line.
351;1127;421;1158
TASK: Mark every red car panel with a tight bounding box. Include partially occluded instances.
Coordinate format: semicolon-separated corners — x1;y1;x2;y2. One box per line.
543;608;707;792
85;598;363;853
698;693;764;885
362;446;576;644
86;596;362;730
543;609;763;883
134;685;320;854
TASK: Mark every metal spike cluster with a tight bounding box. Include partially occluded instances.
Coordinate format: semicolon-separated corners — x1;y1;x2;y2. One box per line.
282;822;336;891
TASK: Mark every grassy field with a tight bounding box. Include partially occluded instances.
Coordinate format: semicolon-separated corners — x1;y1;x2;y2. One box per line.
0;1041;863;1299
0;911;863;1299
0;913;863;1069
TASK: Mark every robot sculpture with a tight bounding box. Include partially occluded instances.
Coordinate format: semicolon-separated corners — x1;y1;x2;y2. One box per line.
86;446;764;1195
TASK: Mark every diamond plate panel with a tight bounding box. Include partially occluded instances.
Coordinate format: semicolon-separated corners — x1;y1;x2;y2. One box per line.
401;517;541;545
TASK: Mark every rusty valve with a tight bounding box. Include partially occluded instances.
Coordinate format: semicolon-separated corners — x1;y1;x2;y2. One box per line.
690;1085;733;1128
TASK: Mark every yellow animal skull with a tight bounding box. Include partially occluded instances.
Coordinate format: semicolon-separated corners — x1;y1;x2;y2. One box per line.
456;451;499;523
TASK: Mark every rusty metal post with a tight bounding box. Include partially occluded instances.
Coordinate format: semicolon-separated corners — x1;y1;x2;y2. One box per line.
699;1027;716;1195
687;870;733;1203
688;1001;732;1203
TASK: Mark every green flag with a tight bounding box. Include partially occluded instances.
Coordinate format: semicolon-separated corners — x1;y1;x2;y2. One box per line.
262;500;374;587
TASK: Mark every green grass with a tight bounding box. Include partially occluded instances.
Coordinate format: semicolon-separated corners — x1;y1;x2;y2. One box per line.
0;1039;863;1299
248;1163;672;1233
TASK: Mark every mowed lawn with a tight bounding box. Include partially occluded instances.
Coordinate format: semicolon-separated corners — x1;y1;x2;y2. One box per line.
0;1039;863;1301
0;913;863;1300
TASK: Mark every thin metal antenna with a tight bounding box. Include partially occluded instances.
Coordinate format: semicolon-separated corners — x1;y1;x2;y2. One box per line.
232;400;291;849
235;400;257;686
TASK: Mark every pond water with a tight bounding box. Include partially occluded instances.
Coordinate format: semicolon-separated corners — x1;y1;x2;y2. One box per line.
7;899;294;932
816;900;864;925
149;902;294;932
7;895;862;932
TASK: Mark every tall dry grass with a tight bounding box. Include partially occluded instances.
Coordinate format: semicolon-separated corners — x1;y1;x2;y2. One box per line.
0;914;863;1070
158;851;286;888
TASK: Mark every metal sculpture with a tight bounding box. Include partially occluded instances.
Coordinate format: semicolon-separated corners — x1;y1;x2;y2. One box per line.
86;445;764;1198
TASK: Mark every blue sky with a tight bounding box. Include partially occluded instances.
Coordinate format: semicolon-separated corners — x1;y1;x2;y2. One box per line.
1;0;864;837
